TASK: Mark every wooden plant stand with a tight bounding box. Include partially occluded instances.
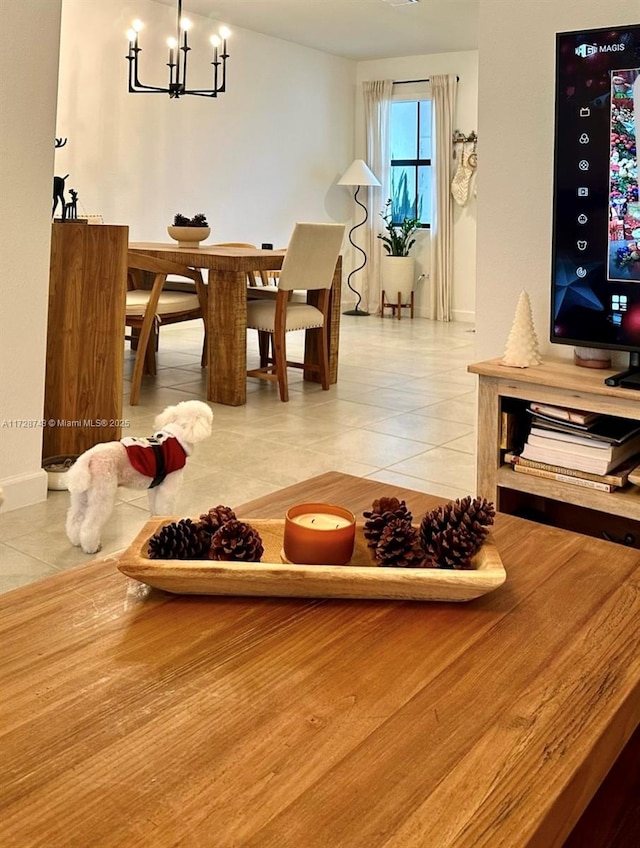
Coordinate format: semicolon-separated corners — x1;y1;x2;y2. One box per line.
380;289;414;320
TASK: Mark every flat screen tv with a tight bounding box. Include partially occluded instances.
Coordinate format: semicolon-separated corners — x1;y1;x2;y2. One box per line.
550;23;640;386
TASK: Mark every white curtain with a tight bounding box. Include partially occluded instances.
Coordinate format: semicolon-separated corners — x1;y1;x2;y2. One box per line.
362;80;392;314
429;74;457;321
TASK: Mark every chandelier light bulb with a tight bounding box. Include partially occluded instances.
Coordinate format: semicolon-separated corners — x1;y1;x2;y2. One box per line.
132;19;143;32
126;28;137;42
167;37;178;48
219;26;231;40
180;17;192;31
210;35;221;47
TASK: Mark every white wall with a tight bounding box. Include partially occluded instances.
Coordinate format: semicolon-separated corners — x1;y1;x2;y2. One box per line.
0;0;61;511
0;0;355;511
476;0;639;362
357;51;479;321
56;0;356;249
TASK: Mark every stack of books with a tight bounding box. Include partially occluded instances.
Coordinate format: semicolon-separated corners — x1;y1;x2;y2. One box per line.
507;403;640;492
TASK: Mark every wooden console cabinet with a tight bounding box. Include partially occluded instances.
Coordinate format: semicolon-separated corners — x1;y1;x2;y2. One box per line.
468;357;640;543
43;223;128;460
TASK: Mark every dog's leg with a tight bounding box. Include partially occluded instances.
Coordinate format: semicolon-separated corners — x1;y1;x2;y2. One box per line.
79;475;119;555
148;471;182;515
66;490;88;546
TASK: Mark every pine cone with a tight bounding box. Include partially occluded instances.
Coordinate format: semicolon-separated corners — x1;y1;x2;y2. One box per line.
148;518;209;560
363;497;413;549
208;519;264;562
420;496;495;569
199;505;237;540
374;517;425;568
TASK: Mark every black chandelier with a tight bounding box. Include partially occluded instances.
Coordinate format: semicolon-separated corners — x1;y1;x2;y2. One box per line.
126;0;230;99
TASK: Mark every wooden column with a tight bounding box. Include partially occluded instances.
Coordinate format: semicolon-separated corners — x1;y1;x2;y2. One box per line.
43;223;128;460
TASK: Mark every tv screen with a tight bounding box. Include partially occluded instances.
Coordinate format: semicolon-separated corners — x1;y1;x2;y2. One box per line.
551;24;640;356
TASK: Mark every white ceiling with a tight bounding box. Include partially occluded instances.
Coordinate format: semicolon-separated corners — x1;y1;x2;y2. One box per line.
153;0;479;61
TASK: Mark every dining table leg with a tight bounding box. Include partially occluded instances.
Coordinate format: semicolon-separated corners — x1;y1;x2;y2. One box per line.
208;269;247;406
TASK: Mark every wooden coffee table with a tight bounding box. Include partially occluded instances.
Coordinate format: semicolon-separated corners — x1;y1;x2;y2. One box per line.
1;472;638;847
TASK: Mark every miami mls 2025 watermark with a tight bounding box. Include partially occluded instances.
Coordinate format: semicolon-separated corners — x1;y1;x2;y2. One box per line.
2;419;131;428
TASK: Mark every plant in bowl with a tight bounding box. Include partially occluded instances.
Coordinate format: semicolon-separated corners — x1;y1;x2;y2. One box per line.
167;212;211;247
377;199;420;257
377;199;421;309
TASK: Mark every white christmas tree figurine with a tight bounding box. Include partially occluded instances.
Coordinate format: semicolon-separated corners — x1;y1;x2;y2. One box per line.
502;290;541;368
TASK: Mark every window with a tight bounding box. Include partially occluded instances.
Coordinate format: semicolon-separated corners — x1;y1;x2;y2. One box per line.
389;99;432;227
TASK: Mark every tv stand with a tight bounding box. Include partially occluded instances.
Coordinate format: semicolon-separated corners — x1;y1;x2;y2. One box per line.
604;351;640;389
468;357;640;545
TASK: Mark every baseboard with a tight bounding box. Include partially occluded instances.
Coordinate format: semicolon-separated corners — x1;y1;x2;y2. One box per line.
413;305;476;322
0;469;48;512
341;300;476;323
452;308;475;323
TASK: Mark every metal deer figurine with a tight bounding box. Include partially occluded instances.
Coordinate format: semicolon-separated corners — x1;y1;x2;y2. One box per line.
64;189;78;220
53;137;69;219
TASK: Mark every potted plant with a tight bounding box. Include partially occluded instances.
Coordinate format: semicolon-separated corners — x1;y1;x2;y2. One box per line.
377;200;420;315
167;213;211;248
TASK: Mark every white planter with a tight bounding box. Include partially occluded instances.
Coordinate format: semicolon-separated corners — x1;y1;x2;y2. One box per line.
381;256;415;302
167;226;211;248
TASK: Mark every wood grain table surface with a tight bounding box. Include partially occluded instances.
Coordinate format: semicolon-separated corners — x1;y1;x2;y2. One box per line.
1;472;638;848
128;243;342;406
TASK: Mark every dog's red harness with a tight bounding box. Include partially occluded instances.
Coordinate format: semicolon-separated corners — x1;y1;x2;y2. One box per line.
121;433;187;488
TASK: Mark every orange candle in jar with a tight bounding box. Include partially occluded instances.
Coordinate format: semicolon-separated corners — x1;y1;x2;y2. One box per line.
283;502;356;565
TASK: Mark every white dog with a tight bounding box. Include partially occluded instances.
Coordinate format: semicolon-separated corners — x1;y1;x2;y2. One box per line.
65;400;213;554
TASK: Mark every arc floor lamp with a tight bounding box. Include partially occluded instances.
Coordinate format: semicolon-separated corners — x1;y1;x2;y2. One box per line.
338;159;381;316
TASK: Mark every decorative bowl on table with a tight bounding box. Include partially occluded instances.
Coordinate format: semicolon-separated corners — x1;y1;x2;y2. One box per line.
167;226;211;248
116;495;505;602
167;213;210;248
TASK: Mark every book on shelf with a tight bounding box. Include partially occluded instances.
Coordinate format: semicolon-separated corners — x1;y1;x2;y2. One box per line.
504;451;637;486
528;403;600;426
512;463;615;492
526;429;640;463
520;437;640;475
500;409;519;450
528;429;610;453
527;408;640;444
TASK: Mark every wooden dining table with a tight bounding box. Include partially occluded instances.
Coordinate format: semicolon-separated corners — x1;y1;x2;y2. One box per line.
128;242;342;406
1;472;638;847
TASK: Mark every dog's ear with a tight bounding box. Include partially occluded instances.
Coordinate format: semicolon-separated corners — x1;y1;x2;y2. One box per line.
154;405;177;430
178;404;214;443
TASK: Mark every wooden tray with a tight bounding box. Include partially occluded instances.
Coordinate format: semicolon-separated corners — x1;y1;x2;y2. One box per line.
117;519;506;602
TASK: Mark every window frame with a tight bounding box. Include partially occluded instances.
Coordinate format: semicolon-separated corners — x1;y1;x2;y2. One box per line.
389;88;432;229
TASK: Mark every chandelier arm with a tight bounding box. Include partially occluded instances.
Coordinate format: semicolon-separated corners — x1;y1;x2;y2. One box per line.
128;55;172;94
181;47;189;92
175;0;183;91
218;47;228;92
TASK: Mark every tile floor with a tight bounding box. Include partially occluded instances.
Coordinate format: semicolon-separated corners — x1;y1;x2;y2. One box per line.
0;315;478;593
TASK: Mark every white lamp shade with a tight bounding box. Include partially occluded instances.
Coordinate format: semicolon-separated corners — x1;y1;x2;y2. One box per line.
338;159;381;187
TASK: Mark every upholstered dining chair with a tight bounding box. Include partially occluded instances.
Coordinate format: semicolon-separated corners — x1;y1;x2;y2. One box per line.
239;253;305;301
126;252;207;405
246;222;345;402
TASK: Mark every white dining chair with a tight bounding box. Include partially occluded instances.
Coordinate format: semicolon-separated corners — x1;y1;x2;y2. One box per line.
245;222;345;402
